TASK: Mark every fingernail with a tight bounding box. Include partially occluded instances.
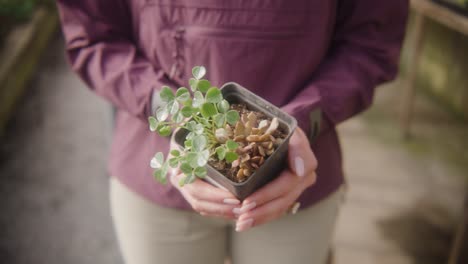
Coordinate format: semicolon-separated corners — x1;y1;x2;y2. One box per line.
233;207;242;215
294;157;305;177
235;218;254;232
224;198;241;205
240;202;256;213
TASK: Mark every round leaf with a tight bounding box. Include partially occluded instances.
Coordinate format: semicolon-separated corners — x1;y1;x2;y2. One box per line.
192;91;204;107
197;80;211;93
183;173;197;185
192;66;206;80
201;103;217;118
168;101;179;115
157;125;172;137
153;169;167;184
172;110;184;123
226;140;239;150
150;152;164;169
170;149;180;157
192;135;207;152
205;87;222;103
169;157;179;168
181;106;193;118
213;113;225;128
218;100;230;113
197;149;210;167
180;162;192;175
194;167;207;178
160;86;175;103
156;106;169;122
216;146;226;160
176;87;190;102
226;110;240;125
148;116;158;132
225;151;238;163
189;78;198;92
194;124;204;135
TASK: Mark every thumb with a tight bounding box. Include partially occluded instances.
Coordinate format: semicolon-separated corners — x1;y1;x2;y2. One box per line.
287;128;317;177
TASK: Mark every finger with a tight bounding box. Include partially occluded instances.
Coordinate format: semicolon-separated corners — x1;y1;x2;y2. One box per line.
190;199;239;220
183;180;241;205
236;182;304;230
288;128;318;178
171;173;241;205
241;170;299;209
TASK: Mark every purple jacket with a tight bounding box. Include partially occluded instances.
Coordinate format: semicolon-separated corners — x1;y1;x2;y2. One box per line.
56;0;408;210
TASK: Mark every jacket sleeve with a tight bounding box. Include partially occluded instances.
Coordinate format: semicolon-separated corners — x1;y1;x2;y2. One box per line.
282;0;408;139
56;0;174;120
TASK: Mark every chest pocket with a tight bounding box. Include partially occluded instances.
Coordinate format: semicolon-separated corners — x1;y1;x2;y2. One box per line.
139;0;334;100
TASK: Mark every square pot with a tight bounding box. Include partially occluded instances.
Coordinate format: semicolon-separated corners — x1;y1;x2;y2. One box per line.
174;82;297;200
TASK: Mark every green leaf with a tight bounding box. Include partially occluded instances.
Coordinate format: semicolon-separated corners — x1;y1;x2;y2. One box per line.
205;87;222;103
189;78;198;92
148;116;158;132
194;167;207;178
160;86;175;103
218;100;230;113
176;87;190;102
192;66;206;80
192;135;207;152
213;113;225;128
183;98;193;107
169;157;179;168
197;80;211;93
225;152;238;163
178;176;186;187
172;110;184;123
226;110;240;125
184;139;192;148
170;149;180;157
168;101;179;115
226;140;239;150
197;149;210;167
153;169;167;184
187;152;199;168
192;91;204;107
181;106;193;118
150;152;164;169
180;162;192;175
201;103;217;118
156;106;169;122
216;146;226;160
157;125;172;137
184;173;197;185
194;124;204;135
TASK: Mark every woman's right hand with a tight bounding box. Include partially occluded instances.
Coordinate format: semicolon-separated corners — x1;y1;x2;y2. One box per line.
169;137;241;220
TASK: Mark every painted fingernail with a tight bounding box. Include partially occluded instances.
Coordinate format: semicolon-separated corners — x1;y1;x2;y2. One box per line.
294;156;305;177
240;202;256;213
224;198;241;205
236;218;254;232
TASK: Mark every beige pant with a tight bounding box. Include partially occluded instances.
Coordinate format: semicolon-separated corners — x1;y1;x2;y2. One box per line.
110;178;343;264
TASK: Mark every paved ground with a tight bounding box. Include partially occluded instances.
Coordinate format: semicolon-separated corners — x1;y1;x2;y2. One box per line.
0;36;121;264
0;36;466;264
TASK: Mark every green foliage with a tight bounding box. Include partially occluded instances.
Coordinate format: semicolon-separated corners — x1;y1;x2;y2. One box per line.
148;66;241;185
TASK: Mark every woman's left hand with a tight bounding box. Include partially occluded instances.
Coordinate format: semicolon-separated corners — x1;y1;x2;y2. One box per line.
235;127;317;232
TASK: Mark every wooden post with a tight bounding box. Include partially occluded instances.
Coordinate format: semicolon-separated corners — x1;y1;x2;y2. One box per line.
400;11;426;139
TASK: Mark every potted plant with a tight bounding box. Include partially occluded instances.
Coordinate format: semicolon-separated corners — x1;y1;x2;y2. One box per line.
148;66;297;199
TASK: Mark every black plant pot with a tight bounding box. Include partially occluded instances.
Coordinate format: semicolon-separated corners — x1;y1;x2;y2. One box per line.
175;82;297;200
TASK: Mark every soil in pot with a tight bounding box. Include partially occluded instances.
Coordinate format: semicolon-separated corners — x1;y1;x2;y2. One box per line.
208;103;287;183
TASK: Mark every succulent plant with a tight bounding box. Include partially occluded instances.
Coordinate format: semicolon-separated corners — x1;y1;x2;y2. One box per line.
148;66;285;186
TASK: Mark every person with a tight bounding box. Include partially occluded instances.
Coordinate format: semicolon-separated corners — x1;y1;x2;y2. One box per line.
55;1;408;263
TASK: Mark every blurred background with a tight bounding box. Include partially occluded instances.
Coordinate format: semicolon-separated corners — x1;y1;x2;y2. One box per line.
0;0;467;263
